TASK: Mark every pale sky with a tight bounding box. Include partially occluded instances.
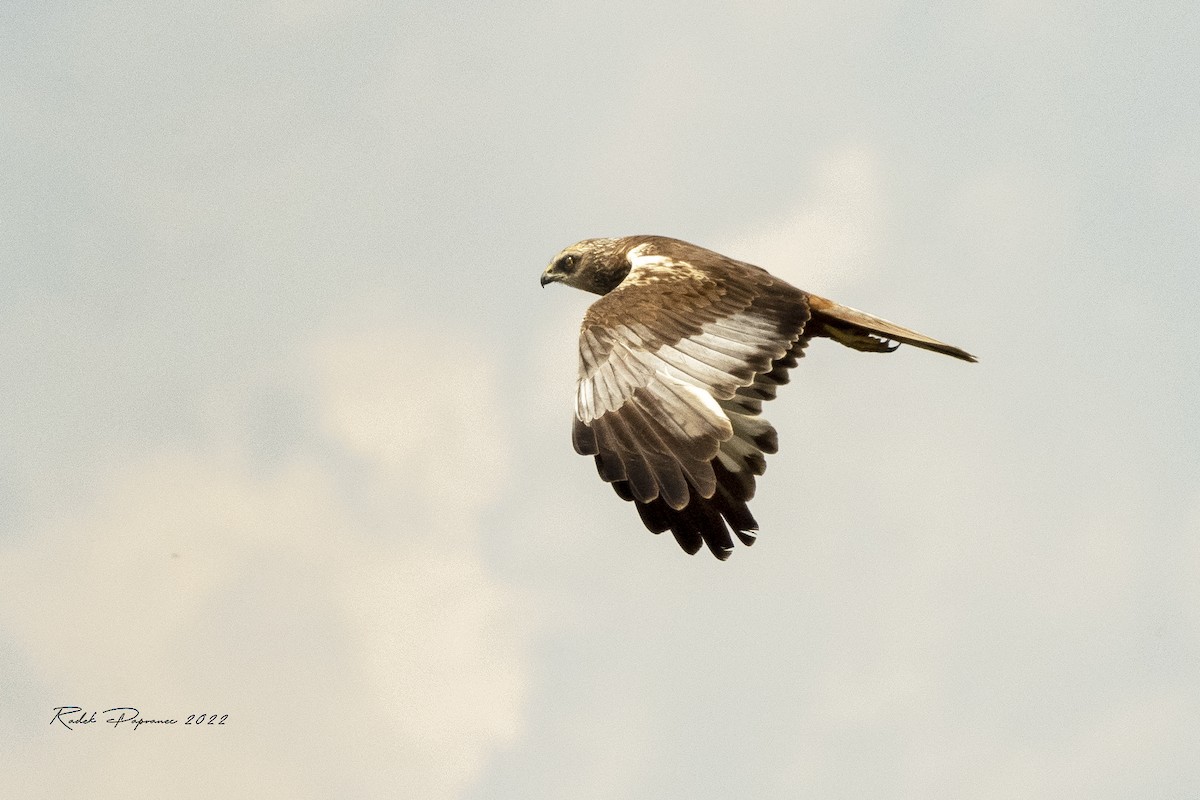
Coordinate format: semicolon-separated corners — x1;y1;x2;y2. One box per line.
3;2;1198;798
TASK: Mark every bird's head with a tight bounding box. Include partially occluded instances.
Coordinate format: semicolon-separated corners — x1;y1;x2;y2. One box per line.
540;238;631;295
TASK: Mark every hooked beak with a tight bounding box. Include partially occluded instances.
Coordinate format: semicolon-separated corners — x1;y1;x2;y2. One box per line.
540;269;559;287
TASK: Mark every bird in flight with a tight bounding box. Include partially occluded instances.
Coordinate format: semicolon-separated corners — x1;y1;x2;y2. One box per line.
541;235;975;560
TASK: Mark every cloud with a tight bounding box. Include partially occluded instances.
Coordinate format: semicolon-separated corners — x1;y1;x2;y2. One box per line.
0;317;528;799
715;146;886;290
307;319;508;529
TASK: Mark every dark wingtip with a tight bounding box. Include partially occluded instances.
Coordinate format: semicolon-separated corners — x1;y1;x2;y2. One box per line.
671;528;704;555
734;529;758;547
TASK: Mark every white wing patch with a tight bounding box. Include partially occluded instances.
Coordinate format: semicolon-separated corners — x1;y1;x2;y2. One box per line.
622;246;707;287
575;308;793;424
648;370;731;440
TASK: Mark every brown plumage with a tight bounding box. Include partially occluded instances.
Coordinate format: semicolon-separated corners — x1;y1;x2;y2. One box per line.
541;235;975;560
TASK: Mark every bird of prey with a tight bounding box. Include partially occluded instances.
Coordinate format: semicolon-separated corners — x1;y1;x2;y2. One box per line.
541;235;975;560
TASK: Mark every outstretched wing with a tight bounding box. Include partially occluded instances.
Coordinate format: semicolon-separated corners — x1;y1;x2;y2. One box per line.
572;241;812;559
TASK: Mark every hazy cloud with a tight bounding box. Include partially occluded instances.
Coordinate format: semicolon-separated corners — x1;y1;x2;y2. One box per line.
716;145;886;291
1;319;529;799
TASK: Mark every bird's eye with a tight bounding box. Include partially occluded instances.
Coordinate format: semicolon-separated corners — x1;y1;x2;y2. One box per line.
559;254;577;272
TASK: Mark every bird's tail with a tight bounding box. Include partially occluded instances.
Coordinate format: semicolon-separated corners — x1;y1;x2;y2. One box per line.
806;294;977;363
